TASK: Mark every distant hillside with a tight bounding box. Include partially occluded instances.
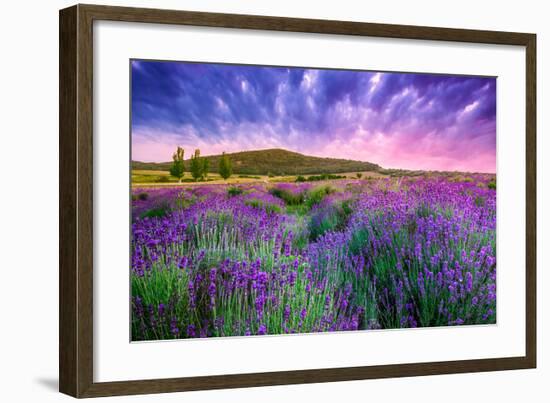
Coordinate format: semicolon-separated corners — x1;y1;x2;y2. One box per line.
132;148;381;176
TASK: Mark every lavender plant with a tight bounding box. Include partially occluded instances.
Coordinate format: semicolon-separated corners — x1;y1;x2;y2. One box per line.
131;177;496;340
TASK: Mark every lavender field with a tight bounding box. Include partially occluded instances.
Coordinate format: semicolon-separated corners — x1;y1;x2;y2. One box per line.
131;176;496;341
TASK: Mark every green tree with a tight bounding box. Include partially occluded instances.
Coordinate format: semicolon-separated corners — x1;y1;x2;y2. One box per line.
169;146;185;182
189;156;202;181
218;152;232;180
190;149;203;181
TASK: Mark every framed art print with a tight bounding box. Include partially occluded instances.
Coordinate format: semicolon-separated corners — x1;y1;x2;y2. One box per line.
59;4;536;398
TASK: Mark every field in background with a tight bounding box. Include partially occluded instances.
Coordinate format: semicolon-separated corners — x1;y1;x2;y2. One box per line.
131;169;388;186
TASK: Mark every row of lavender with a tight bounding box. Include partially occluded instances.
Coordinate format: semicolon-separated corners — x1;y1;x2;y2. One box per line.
131;177;496;340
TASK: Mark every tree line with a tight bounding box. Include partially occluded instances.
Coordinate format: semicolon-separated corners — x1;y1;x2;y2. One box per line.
169;147;232;182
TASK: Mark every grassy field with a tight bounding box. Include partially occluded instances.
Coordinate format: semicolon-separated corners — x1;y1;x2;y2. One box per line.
131;169;388;187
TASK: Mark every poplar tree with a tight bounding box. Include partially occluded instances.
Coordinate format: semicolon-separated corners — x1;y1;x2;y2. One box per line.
169;146;185;182
218;152;232;180
190;149;203;181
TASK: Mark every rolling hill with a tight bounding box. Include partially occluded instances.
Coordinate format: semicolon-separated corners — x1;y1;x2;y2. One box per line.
132;148;381;176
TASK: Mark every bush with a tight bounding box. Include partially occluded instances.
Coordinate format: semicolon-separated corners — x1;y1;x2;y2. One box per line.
245;199;282;214
140;204;170;219
227;187;243;197
341;199;353;216
488;181;496;190
269;187;304;205
308;201;349;241
137;192;149;201
295;175;306;182
309;209;339;241
348;227;370;256
305;185;334;209
304;174;345;182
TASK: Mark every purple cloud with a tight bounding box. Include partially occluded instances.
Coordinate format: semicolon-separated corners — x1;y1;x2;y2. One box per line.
131;60;496;173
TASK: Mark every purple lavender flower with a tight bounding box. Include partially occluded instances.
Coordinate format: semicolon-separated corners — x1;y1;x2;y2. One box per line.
157;303;165;318
170;317;179;337
258;324;267;335
283;304;291;322
209;267;217;282
465;272;473;292
131;177;496;340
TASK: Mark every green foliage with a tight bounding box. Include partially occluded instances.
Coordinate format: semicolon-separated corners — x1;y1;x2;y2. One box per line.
488;181;496;190
131;192;149;202
341;199;353;216
174;192;196;210
218;152;233;180
169;146;185;181
269;185;336;212
286;204;309;216
189;149;206;181
185;149;211;181
287;216;309;251
305;185;334;209
244;199;282;214
309;212;339;241
132;148;381;176
227;186;243;197
356;173;363;179
269;187;305;206
140;205;170;219
416;202;434;219
295;175;306;182
189;157;202;180
308;200;350;241
348;227;370;256
301;174;346;182
406;218;418;235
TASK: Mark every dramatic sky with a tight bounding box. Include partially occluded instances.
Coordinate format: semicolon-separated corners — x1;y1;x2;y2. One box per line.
131;60;496;173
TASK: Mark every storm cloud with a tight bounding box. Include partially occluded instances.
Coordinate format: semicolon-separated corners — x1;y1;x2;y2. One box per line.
131;60;496;173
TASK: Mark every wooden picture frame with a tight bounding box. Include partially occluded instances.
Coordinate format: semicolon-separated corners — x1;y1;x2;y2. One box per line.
59;4;536;398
